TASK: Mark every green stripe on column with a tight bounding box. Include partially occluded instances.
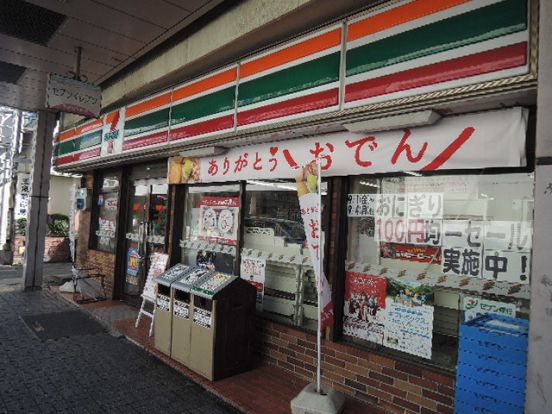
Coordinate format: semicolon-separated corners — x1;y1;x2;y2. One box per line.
74;130;102;151
238;52;340;107
124;107;170;138
170;87;235;126
347;0;527;77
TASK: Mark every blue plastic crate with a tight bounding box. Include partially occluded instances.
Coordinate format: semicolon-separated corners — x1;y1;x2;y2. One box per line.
460;315;529;352
456;374;526;407
459;336;527;365
458;348;527;378
456;388;524;414
455;400;503;414
456;362;527;391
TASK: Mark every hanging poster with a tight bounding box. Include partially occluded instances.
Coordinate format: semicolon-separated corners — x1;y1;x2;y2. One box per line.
463;296;517;322
240;256;266;310
198;197;240;245
126;248;141;285
343;272;387;344
442;220;484;278
482;250;531;284
168;108;527;183
380;243;441;264
383;279;434;359
296;161;333;330
142;252;169;301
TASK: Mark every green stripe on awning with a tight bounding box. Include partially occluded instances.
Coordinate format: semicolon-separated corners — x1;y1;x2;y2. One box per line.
238;52;340;107
74;130;102;151
347;0;527;77
124;107;170;138
54;140;75;156
170;87;235;126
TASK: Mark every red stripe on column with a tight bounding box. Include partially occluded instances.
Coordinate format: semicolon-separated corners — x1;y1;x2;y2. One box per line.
169;115;234;142
73;148;101;161
55;155;74;165
345;42;528;103
237;88;339;126
123;131;168;151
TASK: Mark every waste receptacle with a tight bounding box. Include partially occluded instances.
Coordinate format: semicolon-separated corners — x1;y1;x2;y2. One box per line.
189;271;256;380
154;264;192;356
170;267;212;366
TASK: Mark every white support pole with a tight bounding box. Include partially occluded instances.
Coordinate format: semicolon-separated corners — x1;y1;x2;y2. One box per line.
316;158;322;394
23;110;56;290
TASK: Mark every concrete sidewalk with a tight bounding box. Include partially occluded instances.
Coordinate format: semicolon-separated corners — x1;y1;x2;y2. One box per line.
0;286;242;414
0;262;73;289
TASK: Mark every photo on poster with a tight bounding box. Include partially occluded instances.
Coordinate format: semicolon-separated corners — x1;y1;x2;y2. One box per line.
343;272;387;345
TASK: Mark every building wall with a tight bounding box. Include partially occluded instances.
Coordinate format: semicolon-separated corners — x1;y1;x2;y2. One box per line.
255;318;454;414
75;173;116;298
48;175;80;216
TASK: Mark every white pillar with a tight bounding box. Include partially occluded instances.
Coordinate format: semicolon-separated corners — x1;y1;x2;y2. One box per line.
525;1;552;412
22;110;56;290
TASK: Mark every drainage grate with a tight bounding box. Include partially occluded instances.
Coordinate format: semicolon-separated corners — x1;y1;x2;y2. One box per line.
22;310;106;341
0;0;66;45
0;61;26;84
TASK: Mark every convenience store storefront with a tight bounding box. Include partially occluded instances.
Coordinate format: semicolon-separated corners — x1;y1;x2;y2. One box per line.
54;0;538;412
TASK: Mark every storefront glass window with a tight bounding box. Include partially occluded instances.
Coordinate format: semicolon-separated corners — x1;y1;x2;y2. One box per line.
180;184;241;274
91;172;120;253
344;173;533;369
243;180;328;331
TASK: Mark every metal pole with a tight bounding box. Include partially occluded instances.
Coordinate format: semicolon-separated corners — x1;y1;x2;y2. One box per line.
316;158;322;394
74;47;82;80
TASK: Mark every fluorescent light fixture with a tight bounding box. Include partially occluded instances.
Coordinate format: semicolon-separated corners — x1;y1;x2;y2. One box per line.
179;146;227;158
359;180;379;188
404;171;423;177
247;180;297;191
343;110;441;134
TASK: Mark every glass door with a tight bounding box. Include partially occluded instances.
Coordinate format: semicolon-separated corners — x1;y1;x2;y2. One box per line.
123;165;168;304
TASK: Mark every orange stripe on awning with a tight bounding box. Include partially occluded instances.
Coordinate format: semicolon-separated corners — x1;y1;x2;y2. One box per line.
172;68;237;102
57;129;76;142
75;119;103;136
126;92;171;118
240;28;342;79
348;0;470;42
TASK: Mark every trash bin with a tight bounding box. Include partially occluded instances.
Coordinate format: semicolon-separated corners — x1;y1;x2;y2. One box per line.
154;264;192;356
170;267;212;366
188;271;256;380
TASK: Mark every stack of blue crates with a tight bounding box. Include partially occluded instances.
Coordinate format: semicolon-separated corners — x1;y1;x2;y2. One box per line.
455;314;529;414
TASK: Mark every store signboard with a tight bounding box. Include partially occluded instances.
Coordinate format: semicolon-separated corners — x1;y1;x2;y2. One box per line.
101;109;125;156
168;108;527;183
46;74;101;117
463;296;516;322
142;253;169;301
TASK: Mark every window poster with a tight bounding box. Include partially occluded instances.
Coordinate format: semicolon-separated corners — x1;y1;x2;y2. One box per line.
462;296;517;322
380;242;441;264
383;279;434;359
347;194;376;217
240;256;266;310
343;272;387;344
198;197;240;245
126;247;141;285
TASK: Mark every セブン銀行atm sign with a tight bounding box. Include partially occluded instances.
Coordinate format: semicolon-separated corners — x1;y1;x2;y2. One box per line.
168;107;527;184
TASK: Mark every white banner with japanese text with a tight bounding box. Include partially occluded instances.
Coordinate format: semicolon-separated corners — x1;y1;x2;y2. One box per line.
168;107;527;183
296;162;334;330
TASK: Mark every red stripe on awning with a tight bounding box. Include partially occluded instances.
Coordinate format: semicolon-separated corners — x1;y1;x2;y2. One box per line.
169;115;234;141
237;88;339;126
345;42;528;103
122;131;168;151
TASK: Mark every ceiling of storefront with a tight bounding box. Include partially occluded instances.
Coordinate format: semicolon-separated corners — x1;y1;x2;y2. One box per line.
0;0;224;112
